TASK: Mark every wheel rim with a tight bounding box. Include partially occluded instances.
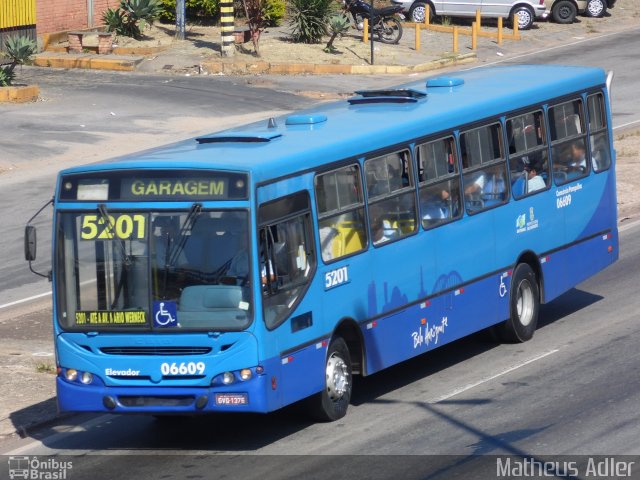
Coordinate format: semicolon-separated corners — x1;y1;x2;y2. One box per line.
516;279;534;327
326;352;349;401
558;5;572;19
588;0;604;16
517;10;532;29
412;6;425;23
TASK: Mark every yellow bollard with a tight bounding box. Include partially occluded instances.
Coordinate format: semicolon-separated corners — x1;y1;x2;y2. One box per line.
453;26;458;53
475;9;481;31
425;5;430;25
363;18;369;44
471;22;477;50
497;17;503;45
415;23;421;51
513;14;519;39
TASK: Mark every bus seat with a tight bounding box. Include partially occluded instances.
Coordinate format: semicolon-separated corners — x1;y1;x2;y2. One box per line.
332;221;364;257
179;285;243;311
511;175;527;197
554;171;568;183
393;218;415;234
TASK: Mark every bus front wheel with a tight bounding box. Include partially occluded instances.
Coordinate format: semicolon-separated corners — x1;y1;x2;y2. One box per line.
308;337;352;421
498;263;539;343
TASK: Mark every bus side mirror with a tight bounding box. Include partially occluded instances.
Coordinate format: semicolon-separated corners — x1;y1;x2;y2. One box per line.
25;225;37;261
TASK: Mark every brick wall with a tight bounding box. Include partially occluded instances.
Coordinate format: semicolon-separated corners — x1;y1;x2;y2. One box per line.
36;0;117;34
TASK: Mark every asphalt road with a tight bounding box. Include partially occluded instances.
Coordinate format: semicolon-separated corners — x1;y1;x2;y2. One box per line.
2;220;639;477
1;24;640;479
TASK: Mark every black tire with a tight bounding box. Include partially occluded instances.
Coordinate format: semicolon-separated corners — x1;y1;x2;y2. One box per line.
497;263;539;343
585;0;607;17
376;17;403;44
552;0;578;23
409;1;435;23
510;5;535;30
307;337;352;422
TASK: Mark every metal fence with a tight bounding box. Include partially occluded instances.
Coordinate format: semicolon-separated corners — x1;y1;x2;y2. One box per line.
0;0;37;52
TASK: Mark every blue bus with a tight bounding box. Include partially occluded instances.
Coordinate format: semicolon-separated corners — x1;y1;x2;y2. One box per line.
25;65;618;421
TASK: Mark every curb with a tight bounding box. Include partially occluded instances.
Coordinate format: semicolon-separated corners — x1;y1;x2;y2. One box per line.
31;51;475;75
200;52;477;75
0;84;40;103
33;54;144;72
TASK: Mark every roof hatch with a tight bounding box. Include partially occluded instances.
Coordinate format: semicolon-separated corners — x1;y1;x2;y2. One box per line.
426;77;464;88
348;89;427;105
196;132;282;144
285;114;327;125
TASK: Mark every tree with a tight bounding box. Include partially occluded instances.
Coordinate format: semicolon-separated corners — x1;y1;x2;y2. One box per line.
240;0;268;56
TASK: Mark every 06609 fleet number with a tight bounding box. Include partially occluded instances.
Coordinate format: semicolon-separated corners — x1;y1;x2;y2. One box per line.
160;362;205;376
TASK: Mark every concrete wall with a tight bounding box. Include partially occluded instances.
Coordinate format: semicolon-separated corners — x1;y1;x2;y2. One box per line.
36;0;116;34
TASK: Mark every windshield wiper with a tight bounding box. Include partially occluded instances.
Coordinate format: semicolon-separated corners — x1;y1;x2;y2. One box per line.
166;203;202;268
98;204;131;266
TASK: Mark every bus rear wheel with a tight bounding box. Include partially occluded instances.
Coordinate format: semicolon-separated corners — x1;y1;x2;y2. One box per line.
498;263;539;343
308;337;352;421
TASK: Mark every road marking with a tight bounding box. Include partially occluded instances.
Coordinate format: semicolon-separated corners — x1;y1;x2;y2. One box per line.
467;27;640;69
430;349;559;403
0;291;51;310
613;119;640;131
5;414;114;456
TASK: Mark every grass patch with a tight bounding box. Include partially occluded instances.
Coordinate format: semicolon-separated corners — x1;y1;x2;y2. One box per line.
35;362;56;374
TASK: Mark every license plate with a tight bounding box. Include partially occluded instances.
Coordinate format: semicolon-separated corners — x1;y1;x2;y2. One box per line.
215;393;248;406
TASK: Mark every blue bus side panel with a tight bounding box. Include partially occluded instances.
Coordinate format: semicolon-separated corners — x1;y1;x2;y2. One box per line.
362;273;509;376
278;340;327;407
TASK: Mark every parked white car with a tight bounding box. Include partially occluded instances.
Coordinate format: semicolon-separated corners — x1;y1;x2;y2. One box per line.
390;0;549;30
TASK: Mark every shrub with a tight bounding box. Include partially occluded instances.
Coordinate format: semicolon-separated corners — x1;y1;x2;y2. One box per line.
324;14;350;52
263;0;286;27
158;0;220;22
0;36;36;86
103;0;163;39
0;68;16;87
289;0;335;44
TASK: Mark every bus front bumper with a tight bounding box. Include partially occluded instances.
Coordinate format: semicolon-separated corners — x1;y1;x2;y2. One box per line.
56;375;274;414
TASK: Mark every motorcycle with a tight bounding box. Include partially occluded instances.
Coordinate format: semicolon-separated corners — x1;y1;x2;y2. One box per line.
343;0;404;45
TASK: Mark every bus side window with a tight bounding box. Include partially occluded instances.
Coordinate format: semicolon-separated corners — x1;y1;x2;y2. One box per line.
587;93;611;172
364;150;417;246
507;110;550;198
460;122;508;213
416;136;462;229
258;192;316;329
315;164;367;262
549;98;589;185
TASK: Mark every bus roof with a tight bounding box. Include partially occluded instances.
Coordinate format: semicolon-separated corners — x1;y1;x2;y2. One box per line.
62;65;607;186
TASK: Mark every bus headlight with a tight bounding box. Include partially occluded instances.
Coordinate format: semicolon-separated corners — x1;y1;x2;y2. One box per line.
240;369;252;381
80;372;94;384
65;369;78;381
222;371;235;385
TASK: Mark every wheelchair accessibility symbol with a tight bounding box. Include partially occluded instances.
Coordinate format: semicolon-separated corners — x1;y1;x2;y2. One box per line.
153;301;178;327
499;272;509;298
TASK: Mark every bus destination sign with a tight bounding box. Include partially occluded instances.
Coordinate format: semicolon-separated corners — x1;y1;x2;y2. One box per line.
59;170;248;202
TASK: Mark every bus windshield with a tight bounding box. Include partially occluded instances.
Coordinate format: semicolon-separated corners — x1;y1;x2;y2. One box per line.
55;209;252;331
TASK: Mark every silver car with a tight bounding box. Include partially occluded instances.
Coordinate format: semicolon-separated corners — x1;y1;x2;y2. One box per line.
391;0;548;30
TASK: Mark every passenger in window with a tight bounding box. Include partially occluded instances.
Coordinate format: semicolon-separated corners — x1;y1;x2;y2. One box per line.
422;189;451;221
568;140;587;172
524;159;546;193
371;217;391;245
465;170;506;203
